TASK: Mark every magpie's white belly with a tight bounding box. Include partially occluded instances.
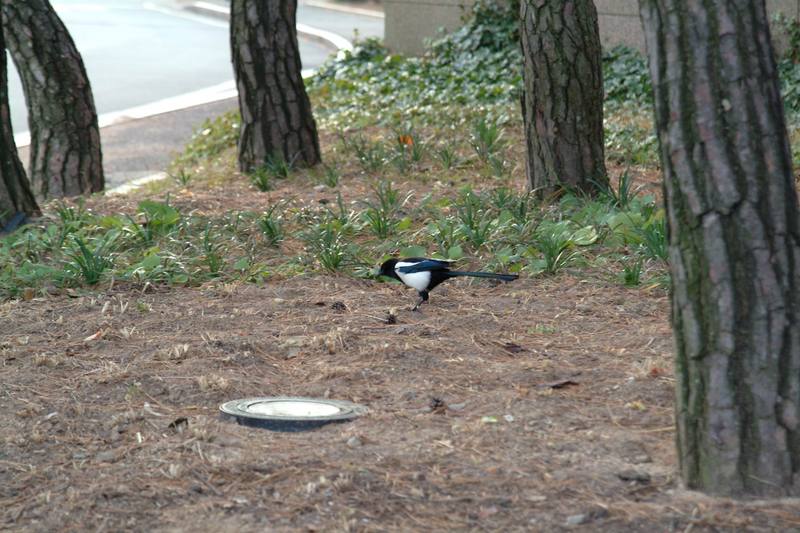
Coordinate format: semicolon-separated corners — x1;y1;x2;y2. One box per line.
395;268;431;292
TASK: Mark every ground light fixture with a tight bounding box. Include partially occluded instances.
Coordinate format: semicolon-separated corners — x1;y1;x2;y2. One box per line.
219;397;367;431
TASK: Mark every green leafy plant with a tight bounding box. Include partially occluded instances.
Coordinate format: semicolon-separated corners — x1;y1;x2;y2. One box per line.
264;152;295;179
222;211;248;240
621;257;644;286
200;224;225;276
175;110;240;166
359;181;411;239
320;164;341;187
303;223;349;272
605;120;659;166
435;144;460;169
64;233;118;285
125;200;181;246
171;168;193;187
324;193;360;231
456;191;496;249
775;13;800;113
529;222;597;275
249;152;295;191
637;216;668;262
362;207;395;238
54;200;91;226
345;133;388;173
426;216;459;257
391;146;411;173
140;200;180;234
309;1;522;127
533;230;579;275
489;187;515;211
258;205;285;247
250;167;273;192
391;126;425;166
469;117;505;163
127;252;189;285
371;180;409;214
593;171;641;210
602;45;653;107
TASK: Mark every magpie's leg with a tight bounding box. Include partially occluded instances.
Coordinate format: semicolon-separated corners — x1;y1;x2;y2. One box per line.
412;291;429;311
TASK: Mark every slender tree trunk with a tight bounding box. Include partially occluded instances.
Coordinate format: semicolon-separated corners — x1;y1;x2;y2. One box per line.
230;0;321;173
519;0;607;196
2;0;103;199
640;0;800;497
0;14;38;229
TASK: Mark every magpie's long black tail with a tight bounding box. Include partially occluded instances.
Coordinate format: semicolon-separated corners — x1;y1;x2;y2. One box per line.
447;271;518;282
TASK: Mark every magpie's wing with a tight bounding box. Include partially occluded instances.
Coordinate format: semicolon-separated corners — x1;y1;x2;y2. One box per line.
396;258;453;274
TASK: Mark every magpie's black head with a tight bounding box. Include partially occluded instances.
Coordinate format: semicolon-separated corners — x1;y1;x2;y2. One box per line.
378;258;400;280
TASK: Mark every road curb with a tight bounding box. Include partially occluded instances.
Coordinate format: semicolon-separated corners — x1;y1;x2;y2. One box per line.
185;1;353;53
106;172;168;195
303;0;384;19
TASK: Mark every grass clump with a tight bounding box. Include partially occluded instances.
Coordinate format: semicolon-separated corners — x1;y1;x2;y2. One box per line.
258;205;285;247
64;233;117;285
0;168;676;298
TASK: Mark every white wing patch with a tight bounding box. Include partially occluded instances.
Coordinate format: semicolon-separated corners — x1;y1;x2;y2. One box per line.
395;262;431;292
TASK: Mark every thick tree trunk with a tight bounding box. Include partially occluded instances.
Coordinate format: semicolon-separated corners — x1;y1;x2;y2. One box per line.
2;0;103;199
0;14;38;229
230;0;321;173
640;0;800;497
519;0;607;196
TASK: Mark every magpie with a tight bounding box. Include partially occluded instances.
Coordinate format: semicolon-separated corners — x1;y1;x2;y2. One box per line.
378;257;519;310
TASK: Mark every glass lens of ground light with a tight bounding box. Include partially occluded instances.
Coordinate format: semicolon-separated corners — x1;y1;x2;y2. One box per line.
245;400;343;417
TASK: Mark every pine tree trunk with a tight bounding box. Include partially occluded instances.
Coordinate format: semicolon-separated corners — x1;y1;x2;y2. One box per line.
640;0;800;497
0;14;38;229
519;0;607;196
230;0;321;173
2;0;103;199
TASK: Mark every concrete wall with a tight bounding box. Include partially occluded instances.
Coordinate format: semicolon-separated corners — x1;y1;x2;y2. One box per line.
384;0;800;56
384;0;470;57
594;0;799;52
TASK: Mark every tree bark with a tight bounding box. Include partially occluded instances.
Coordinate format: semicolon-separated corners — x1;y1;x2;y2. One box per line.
0;14;38;229
640;0;800;497
519;0;607;196
2;0;103;199
230;0;321;173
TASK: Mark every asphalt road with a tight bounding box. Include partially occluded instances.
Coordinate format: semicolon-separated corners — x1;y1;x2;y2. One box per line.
9;0;341;189
10;0;385;191
8;0;333;134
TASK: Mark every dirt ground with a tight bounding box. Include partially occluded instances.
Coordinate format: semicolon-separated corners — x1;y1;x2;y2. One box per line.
3;271;800;531
3;135;800;530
